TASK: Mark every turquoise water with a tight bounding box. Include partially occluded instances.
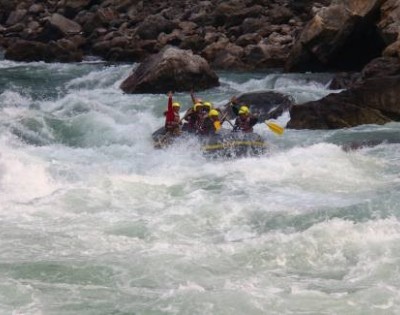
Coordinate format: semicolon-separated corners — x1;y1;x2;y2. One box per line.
0;59;400;315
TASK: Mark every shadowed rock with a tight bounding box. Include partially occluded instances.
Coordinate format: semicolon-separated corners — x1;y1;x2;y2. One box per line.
222;90;294;121
288;72;400;129
5;39;83;62
120;46;219;94
285;0;386;72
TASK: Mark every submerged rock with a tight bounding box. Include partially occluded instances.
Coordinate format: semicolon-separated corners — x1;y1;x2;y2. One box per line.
222;90;294;121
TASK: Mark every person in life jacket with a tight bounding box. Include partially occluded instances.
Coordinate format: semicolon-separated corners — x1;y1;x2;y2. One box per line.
195;100;213;132
182;102;204;133
198;109;221;136
233;105;258;133
229;96;242;116
164;93;181;136
202;101;212;114
197;101;225;133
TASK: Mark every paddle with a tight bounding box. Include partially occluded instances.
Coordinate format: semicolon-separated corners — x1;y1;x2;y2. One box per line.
220;111;235;129
265;120;284;135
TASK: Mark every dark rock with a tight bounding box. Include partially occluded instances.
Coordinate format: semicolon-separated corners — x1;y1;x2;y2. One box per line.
222;91;294;121
78;8;119;34
329;56;400;89
235;33;262;47
120;46;219;94
288;0;332;17
378;0;400;44
214;3;263;28
64;0;91;18
328;72;361;90
94;7;120;26
6;9;27;26
244;43;289;68
0;1;15;24
383;40;400;58
4;39;83;62
361;56;400;79
211;43;246;70
201;38;230;61
285;0;386;72
4;22;25;34
107;47;143;62
136;14;177;40
269;5;294;24
240;17;266;34
185;1;216;25
179;34;207;51
91;40;112;56
140;39;160;54
28;4;45;15
157;29;184;47
287;75;400;129
43;13;82;39
288;96;390;129
178;21;197;34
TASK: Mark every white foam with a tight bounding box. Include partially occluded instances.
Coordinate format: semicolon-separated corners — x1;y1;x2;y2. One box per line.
0;91;32;108
0;141;59;204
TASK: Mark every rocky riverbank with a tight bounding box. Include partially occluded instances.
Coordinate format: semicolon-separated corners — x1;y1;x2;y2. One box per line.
0;0;330;68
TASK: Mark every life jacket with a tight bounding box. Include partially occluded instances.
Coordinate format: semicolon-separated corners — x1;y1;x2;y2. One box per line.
182;108;198;133
195;112;207;133
165;111;180;134
234;115;255;132
198;117;219;136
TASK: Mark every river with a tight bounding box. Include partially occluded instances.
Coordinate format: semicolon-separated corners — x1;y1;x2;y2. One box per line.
1;58;400;315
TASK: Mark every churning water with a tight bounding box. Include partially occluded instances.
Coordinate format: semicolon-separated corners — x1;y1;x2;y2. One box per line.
1;58;400;315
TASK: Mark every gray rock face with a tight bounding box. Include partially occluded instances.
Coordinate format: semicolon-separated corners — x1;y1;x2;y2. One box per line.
285;0;386;72
287;57;400;129
120;46;219;94
47;13;82;36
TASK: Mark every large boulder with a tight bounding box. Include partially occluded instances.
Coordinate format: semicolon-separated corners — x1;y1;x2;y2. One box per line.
287;91;391;129
378;0;400;44
328;56;400;89
37;13;82;42
285;0;386;72
287;58;400;129
120;46;219;94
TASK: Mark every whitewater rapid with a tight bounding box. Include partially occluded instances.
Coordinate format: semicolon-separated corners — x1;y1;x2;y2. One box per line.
0;59;400;315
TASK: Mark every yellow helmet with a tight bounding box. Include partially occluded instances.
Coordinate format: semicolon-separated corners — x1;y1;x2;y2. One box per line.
209;109;219;117
172;102;180;108
203;101;213;109
238;106;249;115
194;102;203;111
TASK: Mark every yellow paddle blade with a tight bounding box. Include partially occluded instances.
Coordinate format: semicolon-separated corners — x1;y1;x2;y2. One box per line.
265;120;284;135
214;121;221;131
